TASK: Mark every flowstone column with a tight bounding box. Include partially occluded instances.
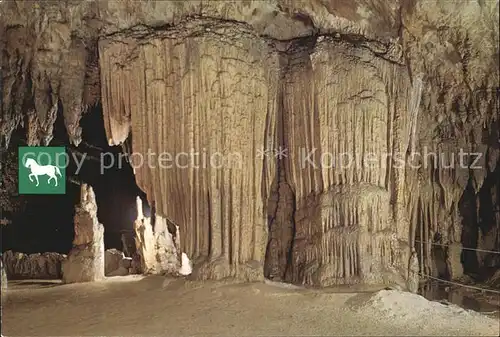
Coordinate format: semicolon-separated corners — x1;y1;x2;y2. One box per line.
62;184;105;283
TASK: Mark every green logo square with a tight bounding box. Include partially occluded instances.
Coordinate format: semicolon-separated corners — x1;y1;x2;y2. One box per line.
18;146;67;194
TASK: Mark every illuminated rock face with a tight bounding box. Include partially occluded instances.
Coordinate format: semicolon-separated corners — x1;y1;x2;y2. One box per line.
274;40;412;286
133;197;180;275
62;184;105;283
101;29;279;281
2;1;499;286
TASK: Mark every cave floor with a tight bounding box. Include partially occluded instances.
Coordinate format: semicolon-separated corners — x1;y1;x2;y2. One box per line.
2;276;499;336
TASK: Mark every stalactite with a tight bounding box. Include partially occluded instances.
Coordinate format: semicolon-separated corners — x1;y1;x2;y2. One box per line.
282;39;411;286
98;40;134;145
1;25;32;147
59;40;87;146
1;23;90;146
407;73;424;154
100;23;279;281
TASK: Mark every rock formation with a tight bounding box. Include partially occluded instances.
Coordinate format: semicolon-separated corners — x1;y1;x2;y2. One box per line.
2;250;65;279
62;184;105;283
1;0;498;287
0;249;133;280
133;197;155;274
277;39;412;286
105;248;127;276
134;197;180;275
105;249;133;277
486;269;500;289
407;250;420;293
120;231;136;257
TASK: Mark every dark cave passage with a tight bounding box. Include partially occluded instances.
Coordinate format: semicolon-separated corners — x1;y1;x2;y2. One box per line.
459;163;500;280
476;157;500;280
1;104;149;254
459;178;479;276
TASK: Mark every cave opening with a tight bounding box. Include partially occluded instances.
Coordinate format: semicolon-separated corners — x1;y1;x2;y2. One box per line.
459;162;500;281
1;103;149;256
475;157;500;281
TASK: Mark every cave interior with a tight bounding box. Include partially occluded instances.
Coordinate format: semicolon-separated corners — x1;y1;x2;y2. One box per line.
0;0;499;291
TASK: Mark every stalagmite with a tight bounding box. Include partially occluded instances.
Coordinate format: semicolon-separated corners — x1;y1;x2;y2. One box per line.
62;184;105;283
446;243;464;280
407;250;420;293
407;74;424;155
179;253;193;276
134;197;180;275
153;216;181;274
133;197;156;274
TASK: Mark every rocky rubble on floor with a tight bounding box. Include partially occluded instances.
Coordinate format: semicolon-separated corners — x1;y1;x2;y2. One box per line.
105;248;124;275
1;248;141;281
105;248;135;276
486;270;500;289
1;250;66;279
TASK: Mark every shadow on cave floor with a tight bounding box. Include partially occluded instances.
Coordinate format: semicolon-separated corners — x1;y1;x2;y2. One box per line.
7;280;63;289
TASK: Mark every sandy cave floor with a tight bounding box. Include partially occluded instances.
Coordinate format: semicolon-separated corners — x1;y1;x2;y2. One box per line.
2;275;499;336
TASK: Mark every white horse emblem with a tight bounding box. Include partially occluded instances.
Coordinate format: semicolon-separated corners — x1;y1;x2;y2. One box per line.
24;157;62;187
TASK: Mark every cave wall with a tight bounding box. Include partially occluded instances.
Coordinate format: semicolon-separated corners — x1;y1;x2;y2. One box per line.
1;0;499;286
399;0;500;281
277;39;413;286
